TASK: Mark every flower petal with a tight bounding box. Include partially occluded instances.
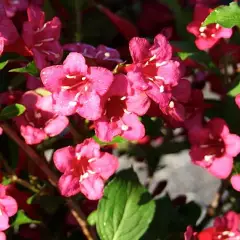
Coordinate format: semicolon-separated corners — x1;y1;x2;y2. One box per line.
90;152;118;180
44;116;69;137
88;67;113;96
53;146;75;172
63;52;87;76
208;156;233;179
129;37;150;63
58;173;81;197
231;175;240;192
79;175;104;200
225;134;240;157
0;196;18;217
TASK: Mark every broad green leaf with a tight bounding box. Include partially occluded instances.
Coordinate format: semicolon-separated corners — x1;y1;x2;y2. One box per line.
12;210;41;231
9;61;39;76
96;170;155;240
0;104;26;120
93;135;127;146
203;2;240;28
0;60;8;70
87;210;97;226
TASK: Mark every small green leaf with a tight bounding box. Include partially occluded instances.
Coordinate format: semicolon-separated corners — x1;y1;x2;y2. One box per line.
1;177;12;186
12;210;41;231
203;2;240;28
0;104;26;120
228;75;240;97
93;135;127;146
96;170;155;240
0;60;8;70
9;61;39;76
87;210;97;226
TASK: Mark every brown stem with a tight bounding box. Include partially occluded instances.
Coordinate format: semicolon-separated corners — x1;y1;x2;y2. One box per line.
0;122;97;240
68;121;83;143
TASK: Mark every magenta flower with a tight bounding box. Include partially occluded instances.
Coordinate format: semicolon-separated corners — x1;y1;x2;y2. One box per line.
15;91;69;145
0;2;19;55
94;74;149;141
126;34;181;105
63;42;122;69
231;174;240;192
3;0;28;18
22;4;62;69
189;118;240;179
187;5;232;50
0;184;18;232
53;138;119;199
40;52;113;120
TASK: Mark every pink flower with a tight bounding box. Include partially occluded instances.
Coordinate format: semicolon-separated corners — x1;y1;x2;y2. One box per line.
0;184;18;232
231;174;240;192
187;5;232;50
235;94;240;109
126;34;181;104
53;138;119;199
0;2;19;55
94;74;149;141
22;4;62;69
40;52;113;120
63;43;122;69
184;226;197;240
15;91;69;145
3;0;28;18
189;118;240;179
197;211;240;239
0;232;6;240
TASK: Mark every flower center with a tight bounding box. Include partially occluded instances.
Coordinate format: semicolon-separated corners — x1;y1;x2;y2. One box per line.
199;23;220;38
105;96;128;120
214;230;240;240
74;153;96;182
200;133;225;163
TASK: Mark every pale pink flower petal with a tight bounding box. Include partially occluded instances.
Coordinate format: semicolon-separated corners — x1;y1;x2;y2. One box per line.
0;196;18;217
231;175;240;192
0;232;6;240
44;116;69;137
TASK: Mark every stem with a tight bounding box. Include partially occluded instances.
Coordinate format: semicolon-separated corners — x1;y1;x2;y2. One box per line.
75;0;81;42
68;121;83;143
0;122;97;240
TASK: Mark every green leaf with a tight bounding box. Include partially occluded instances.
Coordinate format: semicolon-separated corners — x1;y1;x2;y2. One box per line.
9;61;39;76
93;135;127;146
228;75;240;97
1;177;12;186
203;2;240;28
0;60;8;70
12;210;41;231
96;170;155;240
0;104;26;120
87;210;97;226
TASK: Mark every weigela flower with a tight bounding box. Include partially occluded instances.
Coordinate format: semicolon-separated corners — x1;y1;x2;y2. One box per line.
126;34;181;104
15;90;69;145
185;211;240;239
0;2;19;55
40;52;113;119
53;138;119;200
197;211;240;240
3;0;28;18
187;5;232;50
63;43;122;69
0;184;18;232
22;4;63;69
231;174;240;192
94;74;149;141
189;118;240;179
